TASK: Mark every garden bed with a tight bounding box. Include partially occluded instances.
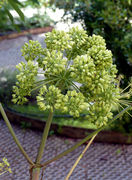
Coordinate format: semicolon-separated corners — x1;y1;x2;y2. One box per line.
2;106;132;145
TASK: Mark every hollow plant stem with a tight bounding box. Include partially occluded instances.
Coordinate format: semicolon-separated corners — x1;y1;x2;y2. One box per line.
32;110;53;180
0;103;34;166
32;168;41;180
65;133;98;180
36;110;53;163
41;105;131;167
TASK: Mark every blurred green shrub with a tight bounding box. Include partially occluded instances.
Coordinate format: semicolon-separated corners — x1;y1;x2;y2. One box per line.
0;0;25;32
18;0;54;29
0;0;53;33
53;0;132;80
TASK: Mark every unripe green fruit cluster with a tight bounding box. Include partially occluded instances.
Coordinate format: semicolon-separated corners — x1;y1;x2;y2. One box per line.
12;61;38;104
12;27;120;127
37;86;88;117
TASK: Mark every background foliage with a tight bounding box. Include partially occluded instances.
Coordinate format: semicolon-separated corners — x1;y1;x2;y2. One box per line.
0;0;53;33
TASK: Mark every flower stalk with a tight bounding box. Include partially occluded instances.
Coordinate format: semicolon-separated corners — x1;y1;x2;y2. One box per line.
65;132;98;180
36;110;54;163
32;110;53;180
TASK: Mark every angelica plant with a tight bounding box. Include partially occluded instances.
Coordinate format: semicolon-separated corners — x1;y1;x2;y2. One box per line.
14;27;120;127
0;27;131;180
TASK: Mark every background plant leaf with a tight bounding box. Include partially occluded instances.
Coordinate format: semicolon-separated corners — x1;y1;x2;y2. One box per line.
4;7;14;23
8;0;25;21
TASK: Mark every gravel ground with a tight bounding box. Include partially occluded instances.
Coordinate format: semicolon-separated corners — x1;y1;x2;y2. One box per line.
0;119;132;180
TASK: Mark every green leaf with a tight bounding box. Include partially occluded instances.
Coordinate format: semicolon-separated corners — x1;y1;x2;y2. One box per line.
31;0;40;5
8;0;25;21
5;5;21;32
14;0;24;7
4;7;14;23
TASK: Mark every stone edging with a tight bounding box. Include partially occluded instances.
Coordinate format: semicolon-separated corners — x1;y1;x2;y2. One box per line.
0;26;53;41
3;108;132;144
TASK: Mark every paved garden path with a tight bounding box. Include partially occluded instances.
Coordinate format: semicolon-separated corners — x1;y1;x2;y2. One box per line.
0;34;46;69
0;33;132;180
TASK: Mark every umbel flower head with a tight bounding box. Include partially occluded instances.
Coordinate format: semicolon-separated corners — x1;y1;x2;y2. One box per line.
12;27;120;127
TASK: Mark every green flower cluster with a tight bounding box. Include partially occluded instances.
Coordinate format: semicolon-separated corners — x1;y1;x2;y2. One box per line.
45;29;73;51
87;46;112;70
70;55;95;84
62;90;89;117
66;27;88;58
87;34;106;48
13;27;120;127
21;40;42;61
37;85;63;112
12;61;38;104
42;50;67;76
37;86;88;117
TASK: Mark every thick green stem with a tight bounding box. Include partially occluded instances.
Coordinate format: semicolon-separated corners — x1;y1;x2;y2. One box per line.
32;168;41;180
31;110;53;180
42;106;132;167
0;103;34;166
36;110;53;163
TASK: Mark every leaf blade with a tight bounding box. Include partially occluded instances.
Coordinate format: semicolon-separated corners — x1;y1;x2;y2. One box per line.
8;0;25;21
